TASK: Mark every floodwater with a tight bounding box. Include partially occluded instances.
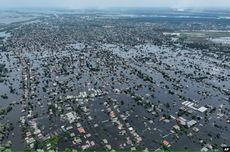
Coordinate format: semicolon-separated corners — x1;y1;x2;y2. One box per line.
0;10;230;150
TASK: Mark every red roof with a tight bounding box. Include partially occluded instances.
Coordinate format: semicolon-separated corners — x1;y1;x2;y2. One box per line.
163;139;169;146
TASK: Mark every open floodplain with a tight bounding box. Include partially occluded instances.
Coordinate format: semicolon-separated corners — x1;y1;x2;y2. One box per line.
0;9;230;151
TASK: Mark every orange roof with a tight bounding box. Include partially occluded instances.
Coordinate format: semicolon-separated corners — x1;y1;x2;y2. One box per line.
163;140;169;146
78;127;86;133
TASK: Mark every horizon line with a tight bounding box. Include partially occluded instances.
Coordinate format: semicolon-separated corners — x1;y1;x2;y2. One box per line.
1;6;230;11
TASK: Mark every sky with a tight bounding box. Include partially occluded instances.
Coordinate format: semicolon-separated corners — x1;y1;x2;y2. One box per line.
0;0;230;9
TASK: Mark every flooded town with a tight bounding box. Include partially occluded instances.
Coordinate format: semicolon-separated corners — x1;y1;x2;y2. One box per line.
0;9;230;151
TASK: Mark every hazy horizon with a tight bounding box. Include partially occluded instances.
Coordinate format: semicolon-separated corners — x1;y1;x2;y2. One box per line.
1;0;230;10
